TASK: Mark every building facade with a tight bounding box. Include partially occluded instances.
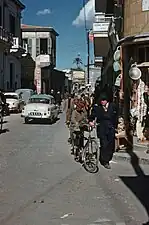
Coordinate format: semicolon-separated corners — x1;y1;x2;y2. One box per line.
21;25;58;93
124;0;149;36
0;0;27;91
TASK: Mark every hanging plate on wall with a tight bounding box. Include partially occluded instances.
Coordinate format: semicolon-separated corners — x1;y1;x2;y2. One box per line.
129;64;142;80
113;46;120;61
113;61;120;72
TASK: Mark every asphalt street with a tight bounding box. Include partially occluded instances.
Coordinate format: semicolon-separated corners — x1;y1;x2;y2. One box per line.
0;113;149;225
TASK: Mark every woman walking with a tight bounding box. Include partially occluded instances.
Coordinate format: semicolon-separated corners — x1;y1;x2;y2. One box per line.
89;93;118;169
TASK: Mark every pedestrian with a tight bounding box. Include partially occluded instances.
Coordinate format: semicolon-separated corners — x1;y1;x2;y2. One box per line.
63;93;75;126
56;91;62;107
89;93;118;169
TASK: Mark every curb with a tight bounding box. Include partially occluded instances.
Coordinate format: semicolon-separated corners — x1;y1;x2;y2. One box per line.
113;153;149;165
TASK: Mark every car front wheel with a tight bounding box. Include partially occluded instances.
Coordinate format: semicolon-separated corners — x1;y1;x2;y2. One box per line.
24;117;29;124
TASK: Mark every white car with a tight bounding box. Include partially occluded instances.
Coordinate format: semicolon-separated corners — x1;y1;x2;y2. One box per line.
4;92;21;113
21;94;59;123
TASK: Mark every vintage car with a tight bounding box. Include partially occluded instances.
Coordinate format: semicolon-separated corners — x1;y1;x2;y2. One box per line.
4;92;23;113
21;94;59;123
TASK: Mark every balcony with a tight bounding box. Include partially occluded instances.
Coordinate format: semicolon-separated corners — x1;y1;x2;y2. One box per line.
93;13;111;57
10;37;26;56
36;54;51;68
0;26;13;50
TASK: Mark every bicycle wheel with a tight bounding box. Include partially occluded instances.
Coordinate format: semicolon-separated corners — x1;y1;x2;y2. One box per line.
82;138;99;173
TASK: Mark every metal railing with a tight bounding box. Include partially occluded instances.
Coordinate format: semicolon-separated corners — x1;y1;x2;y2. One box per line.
0;26;13;43
12;37;28;53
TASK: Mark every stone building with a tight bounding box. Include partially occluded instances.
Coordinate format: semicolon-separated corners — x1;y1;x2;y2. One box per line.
21;24;58;93
0;0;28;91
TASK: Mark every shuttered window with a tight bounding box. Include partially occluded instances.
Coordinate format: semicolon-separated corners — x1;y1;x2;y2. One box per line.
48;37;52;54
28;39;32;55
36;38;40;56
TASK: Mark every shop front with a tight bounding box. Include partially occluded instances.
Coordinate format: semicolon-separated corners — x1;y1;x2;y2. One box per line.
120;34;149;149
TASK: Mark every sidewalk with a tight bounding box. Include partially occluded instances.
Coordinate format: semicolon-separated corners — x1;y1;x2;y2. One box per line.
113;137;149;165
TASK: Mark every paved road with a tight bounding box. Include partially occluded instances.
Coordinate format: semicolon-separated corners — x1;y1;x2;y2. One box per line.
0;114;149;225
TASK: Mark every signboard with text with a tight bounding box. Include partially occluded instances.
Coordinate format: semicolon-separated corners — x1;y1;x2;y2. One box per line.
34;66;41;94
93;22;109;32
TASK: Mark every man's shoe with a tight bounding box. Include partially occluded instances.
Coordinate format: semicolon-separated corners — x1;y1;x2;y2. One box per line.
103;163;111;169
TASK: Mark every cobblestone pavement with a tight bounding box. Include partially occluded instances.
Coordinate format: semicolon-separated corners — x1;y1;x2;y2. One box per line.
0;114;149;225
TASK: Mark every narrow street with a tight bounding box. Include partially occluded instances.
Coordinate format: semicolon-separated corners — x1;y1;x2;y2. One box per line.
0;114;148;225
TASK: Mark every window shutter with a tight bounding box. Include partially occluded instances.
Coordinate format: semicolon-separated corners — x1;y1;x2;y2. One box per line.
28;39;32;55
48;37;52;55
36;38;40;56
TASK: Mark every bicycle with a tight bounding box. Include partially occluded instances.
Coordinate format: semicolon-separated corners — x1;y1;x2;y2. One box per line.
71;128;84;162
72;123;99;173
81;124;99;173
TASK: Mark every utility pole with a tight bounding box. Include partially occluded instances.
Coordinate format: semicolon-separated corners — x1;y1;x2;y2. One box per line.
87;30;90;85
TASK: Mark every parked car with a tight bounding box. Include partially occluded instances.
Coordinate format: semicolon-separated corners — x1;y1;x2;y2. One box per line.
21;94;59;124
4;92;23;113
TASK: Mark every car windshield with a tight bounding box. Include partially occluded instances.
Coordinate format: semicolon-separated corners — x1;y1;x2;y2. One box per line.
5;95;18;100
29;98;50;104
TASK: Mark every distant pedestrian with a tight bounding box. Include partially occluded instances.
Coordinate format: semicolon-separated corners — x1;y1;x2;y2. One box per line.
63;93;75;126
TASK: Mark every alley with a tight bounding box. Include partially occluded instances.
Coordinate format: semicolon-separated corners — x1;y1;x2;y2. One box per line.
0;114;148;225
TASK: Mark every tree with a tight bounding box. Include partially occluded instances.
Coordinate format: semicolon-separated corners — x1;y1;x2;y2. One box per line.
73;54;83;69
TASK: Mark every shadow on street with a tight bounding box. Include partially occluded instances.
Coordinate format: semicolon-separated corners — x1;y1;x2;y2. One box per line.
0;128;9;134
119;148;149;225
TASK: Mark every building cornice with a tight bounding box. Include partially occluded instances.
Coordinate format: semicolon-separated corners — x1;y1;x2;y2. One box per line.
10;0;25;10
21;24;59;36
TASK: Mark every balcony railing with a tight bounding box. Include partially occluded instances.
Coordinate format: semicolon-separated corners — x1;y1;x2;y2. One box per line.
95;13;112;23
0;26;13;43
11;37;28;54
12;37;20;49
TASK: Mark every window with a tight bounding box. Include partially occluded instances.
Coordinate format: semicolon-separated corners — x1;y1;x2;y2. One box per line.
137;46;149;63
5;94;18;100
10;63;14;89
23;38;28;44
9;14;15;35
28;39;32;55
29;98;50;104
40;38;48;54
36;38;40;56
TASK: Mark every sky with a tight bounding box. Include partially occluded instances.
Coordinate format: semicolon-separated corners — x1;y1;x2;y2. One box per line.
21;0;95;70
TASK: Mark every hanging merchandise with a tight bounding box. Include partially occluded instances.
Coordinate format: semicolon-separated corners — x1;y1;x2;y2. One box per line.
129;64;142;80
114;46;121;61
113;61;121;72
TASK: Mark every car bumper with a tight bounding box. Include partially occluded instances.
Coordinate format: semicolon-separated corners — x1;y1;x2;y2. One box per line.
9;106;18;111
22;115;52;119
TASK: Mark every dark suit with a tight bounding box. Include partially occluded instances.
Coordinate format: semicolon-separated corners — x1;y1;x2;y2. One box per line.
90;103;118;164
